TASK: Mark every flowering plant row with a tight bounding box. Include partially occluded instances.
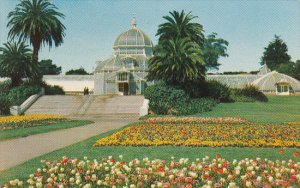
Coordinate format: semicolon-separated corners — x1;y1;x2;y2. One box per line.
3;156;300;188
95;123;300;147
0;114;65;130
143;117;248;124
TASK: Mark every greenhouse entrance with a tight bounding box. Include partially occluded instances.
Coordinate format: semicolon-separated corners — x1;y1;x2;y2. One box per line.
276;83;290;95
118;83;129;95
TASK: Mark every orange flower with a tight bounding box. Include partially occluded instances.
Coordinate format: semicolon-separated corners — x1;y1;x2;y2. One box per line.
216;154;221;159
293;151;299;158
279;150;284;154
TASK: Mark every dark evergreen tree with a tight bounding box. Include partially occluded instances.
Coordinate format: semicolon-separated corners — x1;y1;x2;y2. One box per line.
66;67;89;75
260;35;291;70
39;59;61;75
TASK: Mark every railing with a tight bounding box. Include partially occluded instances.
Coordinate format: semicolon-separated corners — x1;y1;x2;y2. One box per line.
10;88;45;115
139;99;149;116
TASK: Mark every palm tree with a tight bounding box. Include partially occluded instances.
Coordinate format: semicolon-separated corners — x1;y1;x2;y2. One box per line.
7;0;66;65
156;10;204;47
147;38;206;84
0;41;38;86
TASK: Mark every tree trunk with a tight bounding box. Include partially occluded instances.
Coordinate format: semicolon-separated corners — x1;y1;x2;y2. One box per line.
31;42;42;84
32;44;39;65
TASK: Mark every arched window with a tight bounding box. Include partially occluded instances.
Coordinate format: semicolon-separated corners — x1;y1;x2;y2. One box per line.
276;82;290;95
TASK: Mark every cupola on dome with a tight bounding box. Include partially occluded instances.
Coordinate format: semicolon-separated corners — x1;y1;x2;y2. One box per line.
113;18;152;48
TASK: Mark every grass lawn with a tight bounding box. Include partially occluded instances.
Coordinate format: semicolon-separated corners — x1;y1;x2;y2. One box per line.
0;126;299;184
0;96;299;184
0;120;93;141
196;96;300;124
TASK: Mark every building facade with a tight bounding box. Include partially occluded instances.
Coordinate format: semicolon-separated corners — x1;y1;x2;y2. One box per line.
20;18;299;96
94;18;153;95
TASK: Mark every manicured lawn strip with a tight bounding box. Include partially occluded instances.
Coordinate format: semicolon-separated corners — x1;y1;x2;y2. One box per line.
0;126;299;184
141;96;300;124
197;96;300;124
0;120;93;141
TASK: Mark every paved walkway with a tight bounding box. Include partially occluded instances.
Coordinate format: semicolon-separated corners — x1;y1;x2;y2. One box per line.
0;116;139;171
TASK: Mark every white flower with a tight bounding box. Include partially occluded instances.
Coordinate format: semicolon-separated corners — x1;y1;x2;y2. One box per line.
69;177;75;183
76;179;81;184
157;182;163;188
245;181;251;187
256;176;262;182
97;180;102;185
268;176;274;182
35;182;42;188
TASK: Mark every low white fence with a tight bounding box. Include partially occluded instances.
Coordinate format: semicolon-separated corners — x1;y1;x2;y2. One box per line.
10;88;45;115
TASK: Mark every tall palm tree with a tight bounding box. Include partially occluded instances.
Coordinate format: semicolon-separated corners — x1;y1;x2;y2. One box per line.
0;41;38;86
147;38;206;84
7;0;66;65
156;10;204;47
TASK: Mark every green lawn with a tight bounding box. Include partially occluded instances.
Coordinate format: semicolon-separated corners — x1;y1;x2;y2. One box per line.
0;120;93;141
197;96;300;124
0;126;299;184
1;96;299;184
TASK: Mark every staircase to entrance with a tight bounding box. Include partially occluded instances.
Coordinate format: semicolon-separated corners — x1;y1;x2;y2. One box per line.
25;95;145;117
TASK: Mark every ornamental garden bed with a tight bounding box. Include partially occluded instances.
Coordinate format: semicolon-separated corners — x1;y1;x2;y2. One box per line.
94;118;300;147
0;114;93;140
0;114;65;130
3;155;300;187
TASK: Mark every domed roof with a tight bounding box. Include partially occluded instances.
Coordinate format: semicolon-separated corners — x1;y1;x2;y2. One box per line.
113;18;152;48
252;71;300;92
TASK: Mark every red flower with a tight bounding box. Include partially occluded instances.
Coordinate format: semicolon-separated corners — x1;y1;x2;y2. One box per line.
293;151;299;158
158;166;164;172
216;154;221;159
279;149;284;154
185;177;193;183
216;168;223;175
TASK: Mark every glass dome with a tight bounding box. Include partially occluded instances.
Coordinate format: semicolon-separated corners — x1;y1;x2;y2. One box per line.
113;18;153;56
252;71;300;93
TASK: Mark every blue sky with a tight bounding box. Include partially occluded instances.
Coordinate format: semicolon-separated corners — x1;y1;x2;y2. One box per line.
0;0;299;73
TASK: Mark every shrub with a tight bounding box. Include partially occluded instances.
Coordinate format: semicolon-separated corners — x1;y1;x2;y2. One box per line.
7;85;41;105
0;93;11;115
44;84;65;95
0;80;12;93
172;98;217;116
204;80;232;102
231;84;268;102
144;82;189;115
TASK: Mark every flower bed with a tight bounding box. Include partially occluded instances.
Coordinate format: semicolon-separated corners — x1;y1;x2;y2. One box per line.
3;156;300;187
143;117;248;124
95;123;300;147
0;114;65;130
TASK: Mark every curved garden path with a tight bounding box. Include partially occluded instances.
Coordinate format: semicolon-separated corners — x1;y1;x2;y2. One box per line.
0;115;139;171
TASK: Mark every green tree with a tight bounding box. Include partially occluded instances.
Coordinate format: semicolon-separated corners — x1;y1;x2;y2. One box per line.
203;33;229;70
0;41;38;86
148;10;205;85
66;67;89;75
260;35;291;70
295;60;300;80
156;10;204;47
39;59;61;75
148;38;205;84
7;0;66;65
277;61;295;77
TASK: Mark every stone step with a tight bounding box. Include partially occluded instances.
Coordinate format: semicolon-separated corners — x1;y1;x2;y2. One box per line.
25;95;144;116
